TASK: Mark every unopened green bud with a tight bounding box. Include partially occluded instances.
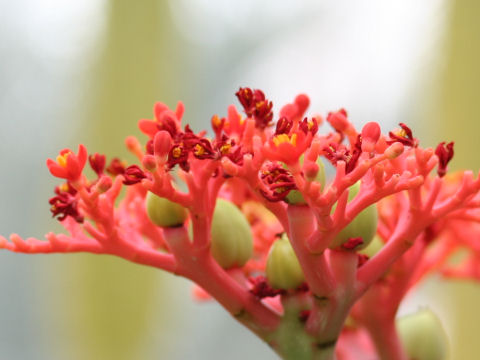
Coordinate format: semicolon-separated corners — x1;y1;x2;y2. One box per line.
285;157;326;205
146;192;188;227
397;309;449;360
211;199;253;269
266;233;305;289
329;182;378;250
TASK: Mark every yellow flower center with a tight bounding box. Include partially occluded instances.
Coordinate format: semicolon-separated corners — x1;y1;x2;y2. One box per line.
56;152;71;168
212;115;222;128
220;143;231;155
59;183;69;192
272;133;297;147
194;144;205;156
172;147;182;158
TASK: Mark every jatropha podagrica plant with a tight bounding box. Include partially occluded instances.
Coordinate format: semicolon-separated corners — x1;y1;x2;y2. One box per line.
2;88;479;359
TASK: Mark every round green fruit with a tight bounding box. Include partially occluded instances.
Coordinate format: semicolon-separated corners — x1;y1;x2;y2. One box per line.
329;182;378;250
145;192;188;227
266;233;305;290
210;199;253;269
397;309;449;360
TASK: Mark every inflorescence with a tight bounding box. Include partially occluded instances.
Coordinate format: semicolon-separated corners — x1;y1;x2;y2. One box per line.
1;88;478;360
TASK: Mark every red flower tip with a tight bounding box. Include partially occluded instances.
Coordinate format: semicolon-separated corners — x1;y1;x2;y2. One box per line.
106;158;126;176
211;114;226;137
299;117;318;135
235;87;273;129
385;142;404;159
153;102;169;120
435;141;454;177
294;94;310;116
327;109;349;133
192;138;215;160
49;183;83;223
235;87;254;115
167;144;190;171
303;161;319;181
96;175;112;193
153;130;172;159
175;101;185;120
122;165;147;185
146;139;154;155
387;123;418;147
324;135;362;174
89;153;106;176
260;163;297;202
361;122;381;152
47;144;87;181
142;155;157;172
157;111;179;138
275;117;293;135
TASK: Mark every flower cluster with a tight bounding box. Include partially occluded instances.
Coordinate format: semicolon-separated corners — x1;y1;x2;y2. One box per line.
2;88;480;360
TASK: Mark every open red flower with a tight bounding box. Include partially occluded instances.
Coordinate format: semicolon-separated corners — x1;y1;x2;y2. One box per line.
46;144;87;181
49;183;83;223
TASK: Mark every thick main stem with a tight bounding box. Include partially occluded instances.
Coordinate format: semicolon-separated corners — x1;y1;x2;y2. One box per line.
287;205;335;297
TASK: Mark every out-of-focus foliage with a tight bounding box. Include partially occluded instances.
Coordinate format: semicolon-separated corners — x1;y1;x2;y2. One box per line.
429;1;480;359
45;2;181;359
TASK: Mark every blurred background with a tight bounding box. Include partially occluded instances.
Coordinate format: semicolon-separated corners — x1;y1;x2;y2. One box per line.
0;0;479;359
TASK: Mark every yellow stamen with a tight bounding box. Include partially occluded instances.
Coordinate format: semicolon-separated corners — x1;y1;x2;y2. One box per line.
172;147;182;158
212;115;222;128
194;144;205;156
56;152;71;168
220;143;231;155
59;183;69;192
272;133;297;147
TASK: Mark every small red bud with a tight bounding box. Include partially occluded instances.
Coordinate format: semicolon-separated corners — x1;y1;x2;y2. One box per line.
385;142;404;159
361;122;381;152
304;161;319;181
294;94;310;116
125;136;141;153
142;155;157;172
154;131;172;160
96;175;112;193
327;109;349;132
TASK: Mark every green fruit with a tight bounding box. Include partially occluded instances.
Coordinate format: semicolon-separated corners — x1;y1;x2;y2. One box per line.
285;157;326;205
329;182;378;250
397;309;449;360
145;192;188;227
266;233;305;289
211;199;253;269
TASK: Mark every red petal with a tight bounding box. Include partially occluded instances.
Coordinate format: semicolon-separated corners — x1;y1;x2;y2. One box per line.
138;119;159;137
46;159;68;178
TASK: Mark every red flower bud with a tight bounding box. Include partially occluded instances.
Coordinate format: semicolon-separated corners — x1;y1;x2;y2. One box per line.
89;153;106;176
122;165;147;185
153;130;172;160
